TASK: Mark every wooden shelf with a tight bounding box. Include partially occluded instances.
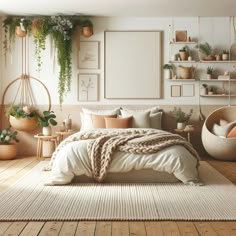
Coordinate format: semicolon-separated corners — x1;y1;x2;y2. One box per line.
200;79;236;82
169;42;197;45
169;79;196;81
200;94;235;97
200;60;236;63
169;60;198;63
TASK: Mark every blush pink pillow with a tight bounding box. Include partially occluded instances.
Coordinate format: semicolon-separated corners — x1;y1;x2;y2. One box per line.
227;126;236;138
91;114;117;128
105;117;133;129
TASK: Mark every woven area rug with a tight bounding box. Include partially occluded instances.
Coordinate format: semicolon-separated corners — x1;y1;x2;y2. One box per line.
0;161;236;221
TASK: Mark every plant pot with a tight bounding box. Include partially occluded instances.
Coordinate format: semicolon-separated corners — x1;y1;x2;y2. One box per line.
9;115;38;131
203;55;215;61
179;51;188;61
177;122;186;130
208;91;214;95
207;74;212;79
0;144;17;160
164;69;172;79
222;54;229;61
82;26;93;37
42;126;52;136
178;66;195;79
15;26;27;37
200;88;208;95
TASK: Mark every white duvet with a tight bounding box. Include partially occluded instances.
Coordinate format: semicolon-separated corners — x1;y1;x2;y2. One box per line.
45;129;199;185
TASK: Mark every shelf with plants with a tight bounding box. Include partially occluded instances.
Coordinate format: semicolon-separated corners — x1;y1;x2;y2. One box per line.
200;94;235;97
200;79;236;82
169;60;198;63
200;60;236;63
169;41;197;45
169;79;197;82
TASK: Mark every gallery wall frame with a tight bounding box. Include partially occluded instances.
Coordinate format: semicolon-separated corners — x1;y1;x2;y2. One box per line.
171;85;181;97
78;74;99;101
78;41;99;69
104;31;162;99
182;84;195;97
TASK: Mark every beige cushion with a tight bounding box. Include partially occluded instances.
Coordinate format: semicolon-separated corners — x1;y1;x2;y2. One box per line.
105;117;133;129
150;112;163;130
212;121;236;137
91;114;117;128
120;110;151;128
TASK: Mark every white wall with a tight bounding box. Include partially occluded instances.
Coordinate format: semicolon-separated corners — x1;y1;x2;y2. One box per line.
1;16;236;107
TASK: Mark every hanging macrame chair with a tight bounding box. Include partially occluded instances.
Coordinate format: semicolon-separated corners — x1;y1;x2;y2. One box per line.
201;106;236;160
1;34;51;132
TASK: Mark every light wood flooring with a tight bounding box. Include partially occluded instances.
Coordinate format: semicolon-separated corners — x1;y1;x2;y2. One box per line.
0;156;236;236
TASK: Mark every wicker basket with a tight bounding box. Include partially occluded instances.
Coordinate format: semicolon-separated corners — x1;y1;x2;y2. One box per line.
9;115;38;131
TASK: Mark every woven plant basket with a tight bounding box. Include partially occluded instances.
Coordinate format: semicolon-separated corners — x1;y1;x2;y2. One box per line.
9;116;38;132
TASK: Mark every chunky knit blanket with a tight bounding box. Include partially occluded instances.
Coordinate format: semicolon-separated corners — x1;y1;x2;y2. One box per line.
49;129;199;182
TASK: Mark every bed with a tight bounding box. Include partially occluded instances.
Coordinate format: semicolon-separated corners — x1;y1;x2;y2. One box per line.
44;107;200;186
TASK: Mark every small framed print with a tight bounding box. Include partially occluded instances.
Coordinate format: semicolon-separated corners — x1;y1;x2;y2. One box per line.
182;84;195;97
78;74;99;101
175;30;187;42
78;41;99;69
171;85;181;97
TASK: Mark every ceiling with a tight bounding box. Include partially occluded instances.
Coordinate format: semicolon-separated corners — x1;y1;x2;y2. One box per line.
0;0;236;17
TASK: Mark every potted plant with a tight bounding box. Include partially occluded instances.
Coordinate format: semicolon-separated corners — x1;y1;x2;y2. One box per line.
200;84;208;95
37;111;57;136
163;64;174;79
81;20;93;37
6;105;40;131
222;50;229;61
206;66;214;79
196;42;215;61
170;107;193;130
0;125;19;160
179;46;189;61
208;86;216;95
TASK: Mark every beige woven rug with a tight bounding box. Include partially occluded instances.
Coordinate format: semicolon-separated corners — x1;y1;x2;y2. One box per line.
0;161;236;221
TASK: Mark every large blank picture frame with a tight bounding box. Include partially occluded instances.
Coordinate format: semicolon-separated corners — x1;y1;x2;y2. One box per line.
105;31;162;99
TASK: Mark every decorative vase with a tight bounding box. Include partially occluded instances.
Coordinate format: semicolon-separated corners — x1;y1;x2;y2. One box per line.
42;126;52;136
207;74;212;79
9;115;38;131
222;53;229;61
164;69;172;79
179;51;188;61
82;27;93;37
0;144;17;160
200;88;208;95
177;122;186;130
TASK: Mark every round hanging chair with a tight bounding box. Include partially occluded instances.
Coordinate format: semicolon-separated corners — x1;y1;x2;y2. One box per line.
201;106;236;160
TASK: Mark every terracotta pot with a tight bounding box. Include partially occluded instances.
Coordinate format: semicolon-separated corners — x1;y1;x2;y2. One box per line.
15;26;27;37
9;115;38;131
203;55;215;61
82;27;93;37
179;51;188;61
0;144;17;160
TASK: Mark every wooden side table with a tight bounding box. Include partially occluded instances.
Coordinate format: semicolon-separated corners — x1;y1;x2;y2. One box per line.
174;129;194;143
34;134;58;159
56;131;76;143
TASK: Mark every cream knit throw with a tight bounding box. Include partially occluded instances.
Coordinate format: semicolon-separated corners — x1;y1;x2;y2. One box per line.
49;129;199;182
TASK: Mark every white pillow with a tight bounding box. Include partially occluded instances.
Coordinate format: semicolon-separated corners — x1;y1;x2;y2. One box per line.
120;110;151;128
80;108;120;131
120;107;162;130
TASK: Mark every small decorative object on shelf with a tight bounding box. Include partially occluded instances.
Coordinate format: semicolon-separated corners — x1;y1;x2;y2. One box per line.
170;107;193;130
222;50;229;61
208;86;217;95
200;84;208;95
163;64;174;79
196;42;215;61
178;65;195;79
206;66;214;79
179;46;189;61
64;114;72;131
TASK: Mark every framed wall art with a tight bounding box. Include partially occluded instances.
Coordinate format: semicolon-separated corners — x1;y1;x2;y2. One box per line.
171;85;181;97
104;31;162;99
182;84;195;97
78;41;99;69
78;74;99;101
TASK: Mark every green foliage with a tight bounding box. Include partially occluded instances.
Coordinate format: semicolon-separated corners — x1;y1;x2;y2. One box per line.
7;105;39;119
37;111;57;127
170;107;193;123
0;126;19;144
81;19;93;27
206;66;213;74
196;42;212;56
223;49;229;54
202;84;208;88
209;86;217;92
163;64;173;69
179;46;188;52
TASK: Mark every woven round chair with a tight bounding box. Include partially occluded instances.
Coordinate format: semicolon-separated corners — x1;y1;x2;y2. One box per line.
201;106;236;160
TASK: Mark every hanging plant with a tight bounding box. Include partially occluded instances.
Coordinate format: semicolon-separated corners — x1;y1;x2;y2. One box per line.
2;15;93;105
32;18;51;72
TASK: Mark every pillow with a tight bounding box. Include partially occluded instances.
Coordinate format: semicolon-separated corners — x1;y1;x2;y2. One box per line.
150;112;163;130
91;114;117;128
219;119;229;126
120;110;151;128
80;107;120;131
105;116;133;129
212;121;236;137
227;126;236;138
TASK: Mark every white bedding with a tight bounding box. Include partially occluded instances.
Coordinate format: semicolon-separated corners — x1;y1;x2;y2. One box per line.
45;129;199;185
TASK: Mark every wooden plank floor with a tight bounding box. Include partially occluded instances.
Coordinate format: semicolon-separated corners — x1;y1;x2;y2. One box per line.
0;157;236;236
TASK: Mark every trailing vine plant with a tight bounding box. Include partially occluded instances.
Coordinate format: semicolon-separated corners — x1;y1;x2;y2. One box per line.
2;15;93;105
